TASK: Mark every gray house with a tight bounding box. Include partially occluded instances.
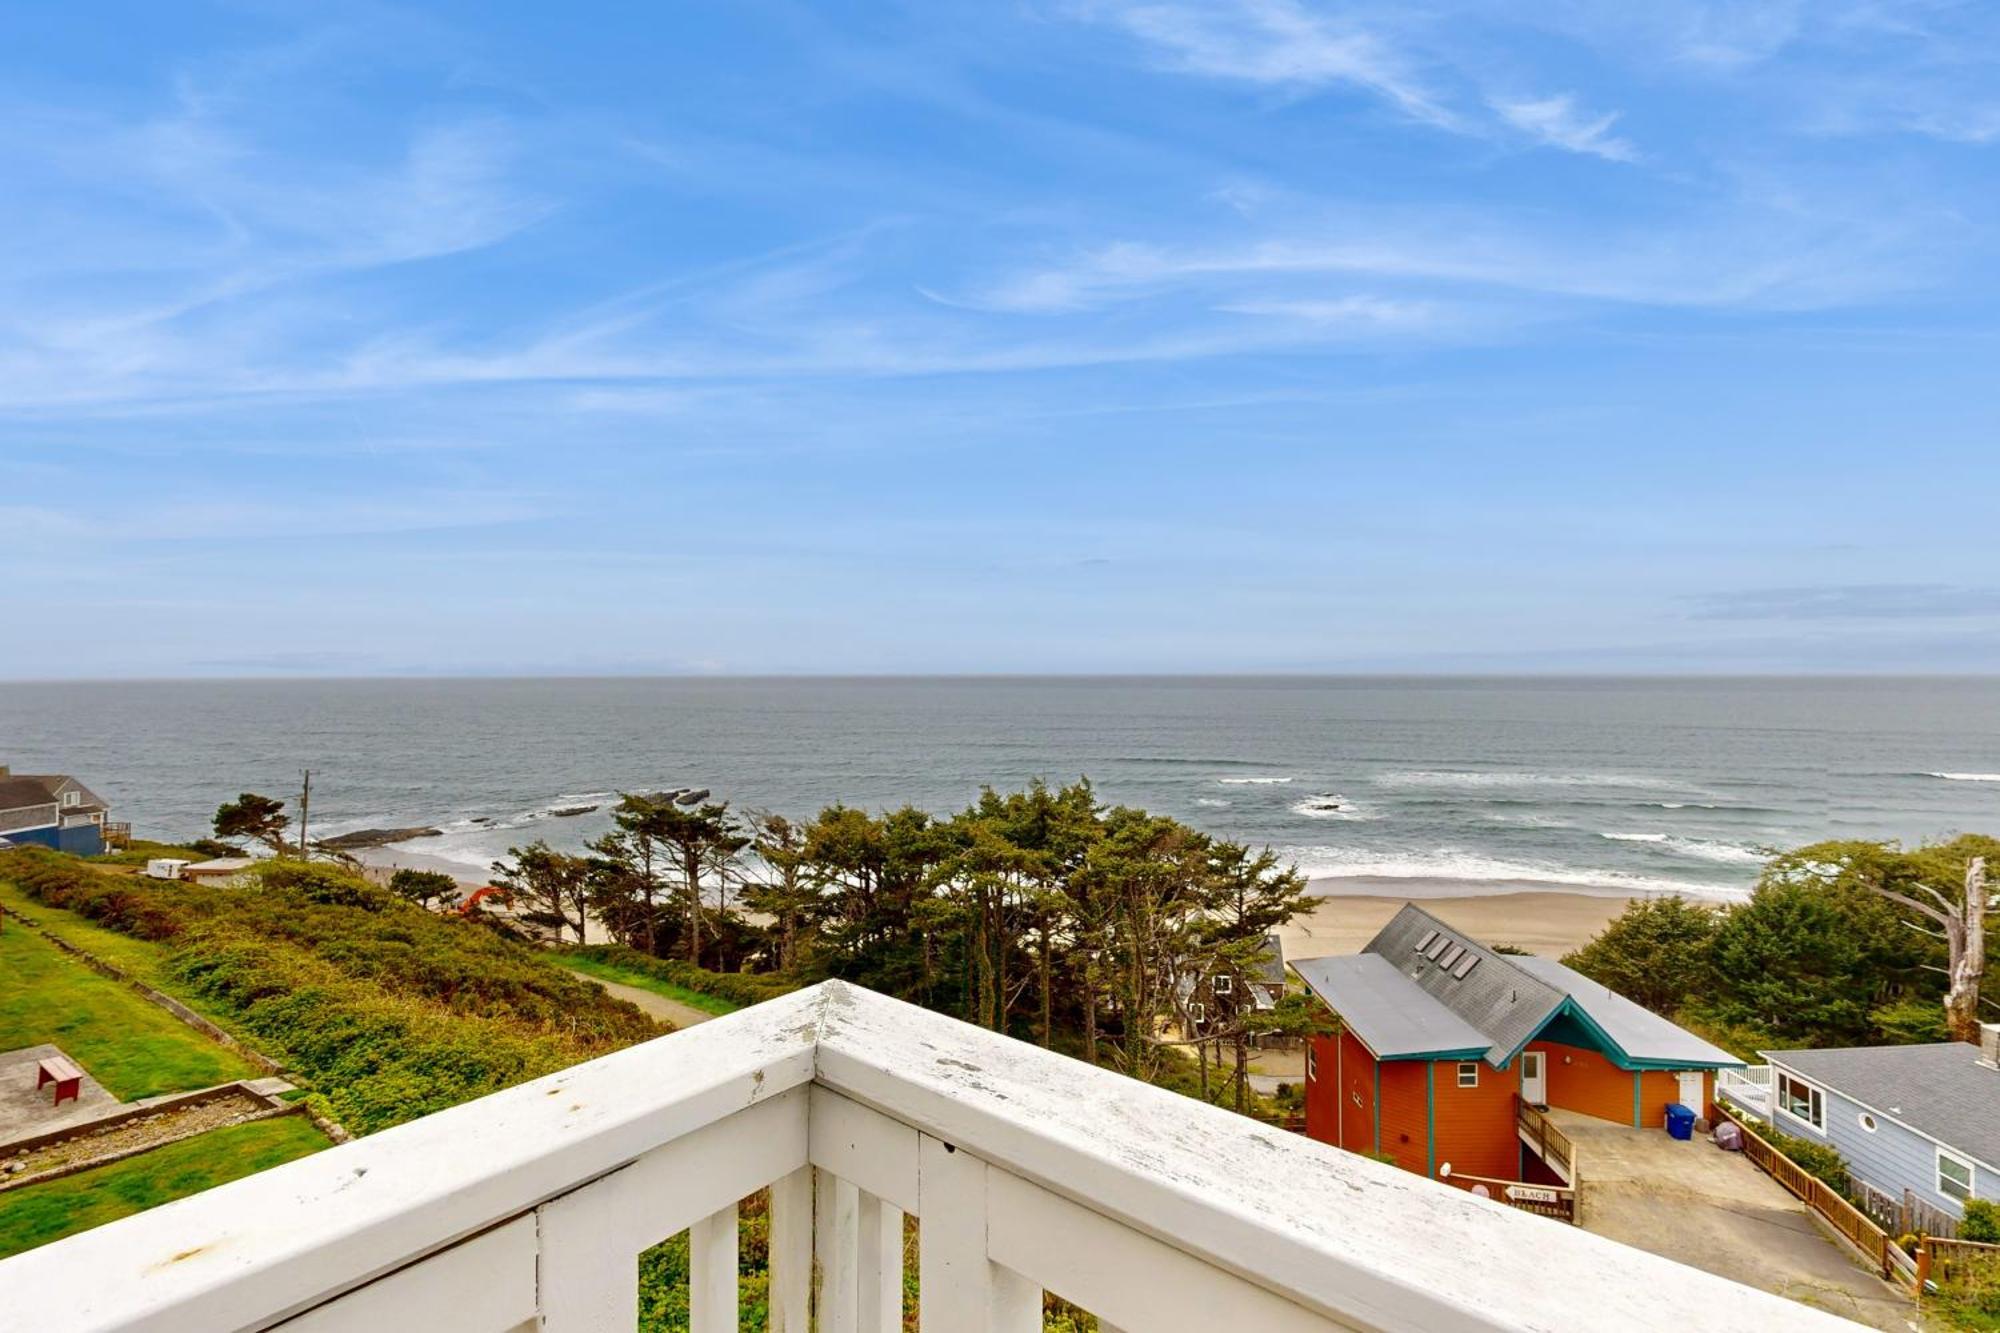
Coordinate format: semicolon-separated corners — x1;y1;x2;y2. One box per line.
1765;1024;2000;1233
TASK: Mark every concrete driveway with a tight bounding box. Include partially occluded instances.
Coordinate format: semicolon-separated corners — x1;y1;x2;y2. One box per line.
1552;1110;1920;1331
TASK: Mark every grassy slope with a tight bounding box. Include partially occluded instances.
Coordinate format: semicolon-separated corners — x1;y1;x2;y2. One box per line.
554;952;742;1017
0;1116;329;1259
0;922;260;1100
0;877;286;1070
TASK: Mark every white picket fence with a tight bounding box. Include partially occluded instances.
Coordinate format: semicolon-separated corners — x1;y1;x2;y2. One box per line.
0;983;1864;1331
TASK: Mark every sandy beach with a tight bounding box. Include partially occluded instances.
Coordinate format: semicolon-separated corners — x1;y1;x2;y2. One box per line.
1283;878;1633;961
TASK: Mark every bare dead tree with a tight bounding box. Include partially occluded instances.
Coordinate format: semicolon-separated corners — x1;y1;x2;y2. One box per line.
1866;856;1989;1043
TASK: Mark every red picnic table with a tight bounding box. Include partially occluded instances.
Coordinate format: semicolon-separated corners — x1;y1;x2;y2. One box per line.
36;1055;84;1107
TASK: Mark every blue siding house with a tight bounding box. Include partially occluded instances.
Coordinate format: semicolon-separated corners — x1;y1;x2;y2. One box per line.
1766;1027;2000;1234
0;767;112;856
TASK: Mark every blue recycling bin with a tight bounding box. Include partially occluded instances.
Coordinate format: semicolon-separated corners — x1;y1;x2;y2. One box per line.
1664;1102;1696;1140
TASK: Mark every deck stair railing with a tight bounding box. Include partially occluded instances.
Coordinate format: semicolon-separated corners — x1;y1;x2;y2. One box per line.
0;982;1869;1332
1516;1096;1576;1183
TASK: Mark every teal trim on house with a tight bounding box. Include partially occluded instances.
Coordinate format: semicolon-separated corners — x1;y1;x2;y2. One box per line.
1632;1072;1643;1127
1378;1047;1490;1062
1500;998;1736;1074
1373;1065;1382;1155
1425;1063;1436;1177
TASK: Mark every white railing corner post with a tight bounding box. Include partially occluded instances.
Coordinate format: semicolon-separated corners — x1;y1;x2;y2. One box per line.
918;1135;1041;1333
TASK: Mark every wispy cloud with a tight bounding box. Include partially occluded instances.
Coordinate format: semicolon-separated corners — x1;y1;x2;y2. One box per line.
1070;0;1459;128
1490;94;1637;162
1690;585;2000;621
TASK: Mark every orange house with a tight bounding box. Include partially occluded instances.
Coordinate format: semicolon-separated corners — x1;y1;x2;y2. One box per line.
1293;904;1738;1187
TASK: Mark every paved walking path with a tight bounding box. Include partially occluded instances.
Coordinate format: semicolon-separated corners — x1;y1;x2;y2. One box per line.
562;970;716;1031
1553;1110;1920;1331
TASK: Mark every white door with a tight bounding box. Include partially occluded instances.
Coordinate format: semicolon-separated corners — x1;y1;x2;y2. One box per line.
1521;1051;1546;1106
1677;1070;1705;1112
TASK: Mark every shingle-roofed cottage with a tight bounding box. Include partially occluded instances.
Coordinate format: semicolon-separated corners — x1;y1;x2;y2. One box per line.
0;765;113;855
1292;903;1740;1187
1763;1028;2000;1232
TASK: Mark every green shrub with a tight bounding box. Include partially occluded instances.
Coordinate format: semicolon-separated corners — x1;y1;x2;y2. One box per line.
1;848;659;1134
1963;1199;2000;1244
1762;1123;1854;1198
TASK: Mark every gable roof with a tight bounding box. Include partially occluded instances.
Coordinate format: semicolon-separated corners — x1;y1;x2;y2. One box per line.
1289;954;1492;1060
1510;955;1740;1069
1291;903;1740;1070
1765;1043;2000;1171
0;776;61;816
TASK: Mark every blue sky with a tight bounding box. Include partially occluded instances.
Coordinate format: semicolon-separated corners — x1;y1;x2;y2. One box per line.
3;1;1998;676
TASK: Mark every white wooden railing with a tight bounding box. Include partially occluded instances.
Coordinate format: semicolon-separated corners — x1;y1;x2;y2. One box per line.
1717;1065;1772;1120
0;983;1863;1331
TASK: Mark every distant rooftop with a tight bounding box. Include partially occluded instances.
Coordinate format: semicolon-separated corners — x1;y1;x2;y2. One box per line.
1766;1042;2000;1169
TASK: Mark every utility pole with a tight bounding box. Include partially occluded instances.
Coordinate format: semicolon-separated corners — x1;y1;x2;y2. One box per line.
299;769;312;861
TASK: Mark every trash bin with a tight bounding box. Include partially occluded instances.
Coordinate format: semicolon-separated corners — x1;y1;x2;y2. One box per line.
1664;1102;1696;1141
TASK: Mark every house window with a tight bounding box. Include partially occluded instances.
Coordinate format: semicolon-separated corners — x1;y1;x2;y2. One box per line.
1858;1113;1877;1133
1306;1046;1317;1081
1212;973;1233;995
1939;1149;1974;1203
62;792;79;807
1457;1062;1479;1088
1414;929;1439;953
1776;1072;1824;1131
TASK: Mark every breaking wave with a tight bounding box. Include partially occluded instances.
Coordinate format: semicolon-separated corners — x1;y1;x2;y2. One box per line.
1288;844;1751;900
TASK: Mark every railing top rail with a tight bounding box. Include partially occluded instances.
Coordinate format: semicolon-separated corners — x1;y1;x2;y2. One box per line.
0;986;826;1331
0;982;1864;1332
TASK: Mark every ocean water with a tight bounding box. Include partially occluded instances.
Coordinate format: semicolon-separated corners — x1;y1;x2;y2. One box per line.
1;677;1995;900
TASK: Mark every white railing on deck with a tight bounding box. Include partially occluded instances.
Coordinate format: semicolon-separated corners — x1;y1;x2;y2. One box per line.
1718;1065;1772;1120
0;983;1863;1332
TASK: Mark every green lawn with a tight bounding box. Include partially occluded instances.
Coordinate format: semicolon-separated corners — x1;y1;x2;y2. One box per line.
0;919;261;1100
0;878;289;1066
556;953;742;1017
0;1116;329;1259
0;878;174;981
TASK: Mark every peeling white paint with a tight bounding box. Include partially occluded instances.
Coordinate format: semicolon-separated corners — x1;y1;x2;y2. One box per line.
0;981;1861;1331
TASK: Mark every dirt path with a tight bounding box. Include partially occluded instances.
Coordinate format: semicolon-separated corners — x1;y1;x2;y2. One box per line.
563;970;716;1031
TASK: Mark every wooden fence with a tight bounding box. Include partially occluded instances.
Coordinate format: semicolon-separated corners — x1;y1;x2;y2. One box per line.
1712;1103;1898;1282
1922;1235;2000;1288
1443;1170;1578;1225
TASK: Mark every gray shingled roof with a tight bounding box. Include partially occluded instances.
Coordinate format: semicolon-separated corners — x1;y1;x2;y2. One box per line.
1293;903;1741;1070
1255;933;1287;988
1766;1043;2000;1170
1290;954;1490;1059
0;776;60;814
1359;904;1566;1065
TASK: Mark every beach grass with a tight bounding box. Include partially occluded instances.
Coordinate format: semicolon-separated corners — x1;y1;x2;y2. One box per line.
0;917;261;1100
0;1116;329;1259
555;952;742;1017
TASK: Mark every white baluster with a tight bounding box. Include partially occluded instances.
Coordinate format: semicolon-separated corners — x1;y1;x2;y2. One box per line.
815;1168;860;1332
768;1165;814;1333
857;1191;904;1333
689;1201;738;1333
918;1135;1040;1332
